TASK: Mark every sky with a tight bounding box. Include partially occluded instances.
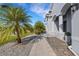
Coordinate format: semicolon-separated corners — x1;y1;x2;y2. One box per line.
0;3;51;26
11;3;50;25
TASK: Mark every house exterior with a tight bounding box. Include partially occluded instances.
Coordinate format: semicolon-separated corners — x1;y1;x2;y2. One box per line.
45;3;79;55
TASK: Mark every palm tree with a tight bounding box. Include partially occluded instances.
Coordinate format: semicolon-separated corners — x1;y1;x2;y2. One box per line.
0;7;31;43
24;23;34;33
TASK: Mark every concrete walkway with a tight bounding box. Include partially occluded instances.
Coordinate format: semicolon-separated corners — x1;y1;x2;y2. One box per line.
29;37;56;56
0;35;75;56
46;37;74;56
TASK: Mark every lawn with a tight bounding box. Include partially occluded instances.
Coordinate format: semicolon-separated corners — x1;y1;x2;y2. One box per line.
0;31;33;46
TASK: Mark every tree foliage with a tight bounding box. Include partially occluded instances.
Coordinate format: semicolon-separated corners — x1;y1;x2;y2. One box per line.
0;7;32;43
34;21;46;35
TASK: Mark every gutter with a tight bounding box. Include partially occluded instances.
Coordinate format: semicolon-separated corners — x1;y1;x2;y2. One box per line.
68;46;78;56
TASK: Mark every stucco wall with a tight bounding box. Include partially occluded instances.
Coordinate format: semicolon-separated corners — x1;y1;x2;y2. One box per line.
46;3;65;38
72;10;79;55
46;15;56;37
51;3;65;34
52;3;65;39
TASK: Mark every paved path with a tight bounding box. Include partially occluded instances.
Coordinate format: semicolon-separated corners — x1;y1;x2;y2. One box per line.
0;41;33;56
0;36;35;56
0;35;75;56
46;37;74;56
29;37;56;56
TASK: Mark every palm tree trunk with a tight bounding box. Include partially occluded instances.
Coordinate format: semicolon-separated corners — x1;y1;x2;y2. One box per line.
15;22;21;43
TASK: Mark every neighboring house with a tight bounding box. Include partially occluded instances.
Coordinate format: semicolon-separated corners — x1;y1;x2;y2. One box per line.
45;3;79;55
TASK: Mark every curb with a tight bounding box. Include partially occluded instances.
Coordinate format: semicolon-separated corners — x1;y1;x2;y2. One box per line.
68;46;78;56
58;38;78;56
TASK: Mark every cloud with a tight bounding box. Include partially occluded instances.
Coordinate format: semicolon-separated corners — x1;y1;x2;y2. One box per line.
30;4;49;18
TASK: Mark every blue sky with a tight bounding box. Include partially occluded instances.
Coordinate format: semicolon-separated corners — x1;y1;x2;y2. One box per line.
11;3;50;25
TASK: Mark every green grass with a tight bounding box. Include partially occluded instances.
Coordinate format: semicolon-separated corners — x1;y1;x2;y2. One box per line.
0;25;34;46
21;32;34;37
0;32;33;46
0;35;16;46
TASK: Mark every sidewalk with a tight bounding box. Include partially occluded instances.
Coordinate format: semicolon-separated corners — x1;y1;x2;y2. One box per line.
29;37;74;56
46;37;75;56
0;35;75;56
29;37;56;56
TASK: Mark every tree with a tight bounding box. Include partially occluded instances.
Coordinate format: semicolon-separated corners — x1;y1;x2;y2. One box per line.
34;21;46;35
0;7;31;43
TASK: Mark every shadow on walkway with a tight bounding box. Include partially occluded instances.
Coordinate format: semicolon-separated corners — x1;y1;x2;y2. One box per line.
0;35;43;56
21;35;43;45
46;37;75;56
18;35;43;56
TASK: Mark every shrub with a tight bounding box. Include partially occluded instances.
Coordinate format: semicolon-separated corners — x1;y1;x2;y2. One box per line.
34;21;46;35
65;32;71;36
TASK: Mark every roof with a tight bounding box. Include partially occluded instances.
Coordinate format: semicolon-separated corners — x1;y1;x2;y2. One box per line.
61;3;71;15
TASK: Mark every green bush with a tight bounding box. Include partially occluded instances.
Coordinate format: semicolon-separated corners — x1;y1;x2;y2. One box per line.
65;32;71;36
34;21;46;35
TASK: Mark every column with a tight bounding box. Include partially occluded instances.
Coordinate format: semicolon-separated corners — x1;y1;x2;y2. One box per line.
59;15;64;40
59;15;63;33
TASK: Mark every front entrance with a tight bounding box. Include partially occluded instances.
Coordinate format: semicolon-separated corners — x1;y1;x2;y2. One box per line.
63;7;72;46
63;21;67;32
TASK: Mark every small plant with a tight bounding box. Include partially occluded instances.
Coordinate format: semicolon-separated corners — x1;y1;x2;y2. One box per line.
65;32;71;36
